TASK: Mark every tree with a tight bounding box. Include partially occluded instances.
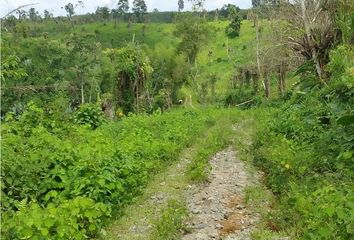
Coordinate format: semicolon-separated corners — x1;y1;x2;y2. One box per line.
252;0;261;7
117;0;129;21
252;0;281;7
287;0;339;82
111;9;119;26
44;10;53;20
64;3;75;28
16;10;27;20
188;0;205;12
64;3;74;18
174;15;211;64
2;16;17;31
95;7;110;22
133;0;147;23
178;0;184;12
67;33;98;104
28;7;39;21
2;3;37;19
103;43;152;113
220;4;239;18
225;5;242;38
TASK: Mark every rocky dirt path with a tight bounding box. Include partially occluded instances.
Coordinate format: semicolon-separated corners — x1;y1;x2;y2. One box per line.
182;148;261;240
103;120;264;240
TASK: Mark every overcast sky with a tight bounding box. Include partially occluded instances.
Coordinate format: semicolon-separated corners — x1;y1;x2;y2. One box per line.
1;0;252;17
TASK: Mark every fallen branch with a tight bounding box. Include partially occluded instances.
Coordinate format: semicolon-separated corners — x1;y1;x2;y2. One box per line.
235;99;254;107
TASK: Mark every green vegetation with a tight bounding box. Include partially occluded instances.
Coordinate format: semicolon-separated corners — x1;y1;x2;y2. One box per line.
187;111;239;181
1;104;224;239
1;0;353;239
151;199;188;240
252;46;354;239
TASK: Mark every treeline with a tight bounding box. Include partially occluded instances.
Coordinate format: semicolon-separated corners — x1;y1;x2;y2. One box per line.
1;0;247;118
2;1;248;26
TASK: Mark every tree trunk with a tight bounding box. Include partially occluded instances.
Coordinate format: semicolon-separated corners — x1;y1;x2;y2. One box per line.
277;63;286;97
226;38;230;62
263;70;270;99
81;78;85;104
252;73;259;93
255;19;264;93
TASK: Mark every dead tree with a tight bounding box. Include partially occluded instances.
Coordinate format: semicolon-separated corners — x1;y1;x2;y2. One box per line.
287;0;339;83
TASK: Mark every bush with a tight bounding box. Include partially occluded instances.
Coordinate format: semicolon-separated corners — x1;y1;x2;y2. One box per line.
1;105;225;239
151;200;188;240
252;45;354;239
74;103;106;129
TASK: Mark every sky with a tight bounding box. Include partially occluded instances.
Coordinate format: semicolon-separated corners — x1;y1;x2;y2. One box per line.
1;0;252;18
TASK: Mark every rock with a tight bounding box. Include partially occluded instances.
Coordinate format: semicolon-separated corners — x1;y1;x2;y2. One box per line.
182;147;265;240
194;224;208;229
216;223;223;229
192;208;200;214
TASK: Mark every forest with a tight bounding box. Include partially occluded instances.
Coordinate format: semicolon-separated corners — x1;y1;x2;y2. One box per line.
1;0;353;239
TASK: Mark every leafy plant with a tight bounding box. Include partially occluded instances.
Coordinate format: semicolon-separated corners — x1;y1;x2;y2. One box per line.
74;103;106;129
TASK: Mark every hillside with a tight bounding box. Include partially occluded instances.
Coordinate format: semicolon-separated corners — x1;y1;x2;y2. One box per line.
3;19;259;100
1;1;353;239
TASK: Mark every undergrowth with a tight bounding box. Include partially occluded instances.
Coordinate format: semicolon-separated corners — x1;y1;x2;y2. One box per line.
1;106;225;239
151;199;188;240
251;45;354;239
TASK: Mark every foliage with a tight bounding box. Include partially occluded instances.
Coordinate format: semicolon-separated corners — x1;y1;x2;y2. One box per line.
66;33;101;105
178;0;185;12
174;15;211;64
252;45;354;239
151;199;188;239
117;0;129;20
103;43;153;113
223;88;262;109
74;103;106;129
225;5;242;38
95;7;110;22
65;3;75;18
132;0;147;23
1;104;221;239
334;0;354;44
0;54;28;87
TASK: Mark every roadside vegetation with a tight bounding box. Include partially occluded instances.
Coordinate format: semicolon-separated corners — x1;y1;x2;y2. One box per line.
1;0;353;239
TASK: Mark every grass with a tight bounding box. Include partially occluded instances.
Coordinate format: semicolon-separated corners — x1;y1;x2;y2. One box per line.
150;199;188;240
187;110;241;181
99;108;244;239
225;108;291;239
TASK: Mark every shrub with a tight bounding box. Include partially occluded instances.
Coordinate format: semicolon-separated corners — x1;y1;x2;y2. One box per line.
74;103;105;129
1;105;226;239
251;45;354;239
